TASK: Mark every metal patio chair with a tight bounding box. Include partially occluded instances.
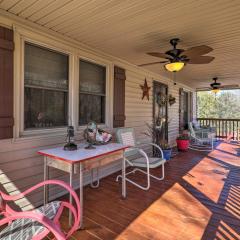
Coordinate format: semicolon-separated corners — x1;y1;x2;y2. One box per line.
190;120;216;136
0;180;81;240
189;122;216;151
115;128;166;191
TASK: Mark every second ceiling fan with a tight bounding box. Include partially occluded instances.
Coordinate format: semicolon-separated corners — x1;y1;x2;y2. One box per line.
139;38;215;72
197;77;239;93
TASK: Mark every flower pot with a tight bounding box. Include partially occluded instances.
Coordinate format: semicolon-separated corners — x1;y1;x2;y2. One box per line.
176;139;189;151
162;149;172;161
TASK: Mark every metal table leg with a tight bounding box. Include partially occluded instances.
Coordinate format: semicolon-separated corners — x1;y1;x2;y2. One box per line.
122;151;126;198
90;167;100;188
69;164;73;226
43;156;49;205
79;162;84;229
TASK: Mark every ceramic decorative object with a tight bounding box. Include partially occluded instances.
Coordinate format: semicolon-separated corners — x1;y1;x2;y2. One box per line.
84;121;112;149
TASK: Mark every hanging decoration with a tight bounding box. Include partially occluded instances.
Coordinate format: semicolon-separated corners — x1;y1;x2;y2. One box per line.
156;92;176;107
168;94;176;106
140;78;151;100
156;92;168;107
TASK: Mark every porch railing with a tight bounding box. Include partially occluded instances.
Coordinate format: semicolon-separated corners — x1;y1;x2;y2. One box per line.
197;118;240;140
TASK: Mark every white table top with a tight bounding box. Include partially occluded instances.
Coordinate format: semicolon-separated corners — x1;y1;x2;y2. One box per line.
38;143;128;163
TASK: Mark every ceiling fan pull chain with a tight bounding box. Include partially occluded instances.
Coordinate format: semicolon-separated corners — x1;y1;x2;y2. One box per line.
173;72;177;85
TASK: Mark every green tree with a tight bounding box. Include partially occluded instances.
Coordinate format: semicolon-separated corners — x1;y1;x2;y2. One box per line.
197;90;240;119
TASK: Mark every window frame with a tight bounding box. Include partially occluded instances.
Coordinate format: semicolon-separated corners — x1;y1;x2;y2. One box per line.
14;28;113;139
24;42;70;131
76;54;112;131
17;37;74;138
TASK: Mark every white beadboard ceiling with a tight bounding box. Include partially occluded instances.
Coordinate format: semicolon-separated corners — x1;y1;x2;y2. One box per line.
1;0;240;89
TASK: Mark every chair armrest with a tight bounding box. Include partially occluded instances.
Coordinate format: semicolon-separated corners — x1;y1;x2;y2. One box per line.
0;180;81;230
148;143;164;159
137;142;164;159
124;146;150;167
0;211;66;240
137;148;150;168
195;129;209;133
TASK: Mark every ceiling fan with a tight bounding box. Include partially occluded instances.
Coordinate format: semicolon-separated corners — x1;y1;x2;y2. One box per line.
197;77;239;93
138;38;215;72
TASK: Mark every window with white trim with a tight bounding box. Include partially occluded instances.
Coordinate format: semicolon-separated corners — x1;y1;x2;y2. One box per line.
24;42;69;130
79;59;106;125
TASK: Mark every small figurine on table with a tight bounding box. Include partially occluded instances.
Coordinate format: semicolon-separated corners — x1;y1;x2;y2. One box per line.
64;126;78;151
84;121;112;149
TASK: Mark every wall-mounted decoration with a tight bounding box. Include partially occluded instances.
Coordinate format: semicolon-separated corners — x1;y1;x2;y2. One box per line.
156;92;168;107
140;78;151;100
168;94;176;106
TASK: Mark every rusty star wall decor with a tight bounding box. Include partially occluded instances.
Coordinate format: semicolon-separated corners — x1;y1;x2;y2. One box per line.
140;78;151;100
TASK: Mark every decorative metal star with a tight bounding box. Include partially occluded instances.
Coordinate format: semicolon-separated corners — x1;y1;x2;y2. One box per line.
140;78;151;100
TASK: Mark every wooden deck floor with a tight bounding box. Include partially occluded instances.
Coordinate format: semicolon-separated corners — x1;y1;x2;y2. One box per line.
60;141;240;240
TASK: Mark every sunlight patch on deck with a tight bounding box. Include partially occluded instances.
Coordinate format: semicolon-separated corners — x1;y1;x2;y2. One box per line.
115;183;211;240
183;155;228;203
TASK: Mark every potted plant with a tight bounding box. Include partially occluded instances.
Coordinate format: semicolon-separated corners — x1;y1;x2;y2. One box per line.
176;134;190;151
142;123;172;160
160;140;172;161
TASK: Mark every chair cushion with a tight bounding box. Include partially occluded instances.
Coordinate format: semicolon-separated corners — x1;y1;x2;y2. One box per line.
0;201;61;240
132;157;165;168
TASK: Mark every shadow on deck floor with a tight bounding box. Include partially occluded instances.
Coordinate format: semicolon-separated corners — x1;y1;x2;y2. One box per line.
60;141;240;240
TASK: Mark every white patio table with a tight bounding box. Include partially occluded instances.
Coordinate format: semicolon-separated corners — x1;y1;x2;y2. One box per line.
38;143;128;229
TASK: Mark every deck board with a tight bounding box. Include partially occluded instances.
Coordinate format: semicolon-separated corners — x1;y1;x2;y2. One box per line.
59;141;240;240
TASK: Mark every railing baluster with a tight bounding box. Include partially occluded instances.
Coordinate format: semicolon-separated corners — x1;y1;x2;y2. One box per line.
225;120;227;139
220;119;221;139
232;120;235;140
237;120;239;140
218;119;220;140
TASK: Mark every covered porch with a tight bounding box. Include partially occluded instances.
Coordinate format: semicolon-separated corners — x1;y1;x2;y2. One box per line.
0;1;240;240
59;141;240;240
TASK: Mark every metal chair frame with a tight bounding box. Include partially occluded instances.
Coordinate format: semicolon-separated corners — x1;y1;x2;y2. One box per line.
0;180;81;240
115;128;166;191
189;122;216;151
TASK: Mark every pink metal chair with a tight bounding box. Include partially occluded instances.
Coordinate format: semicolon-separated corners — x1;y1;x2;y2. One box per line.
0;180;81;240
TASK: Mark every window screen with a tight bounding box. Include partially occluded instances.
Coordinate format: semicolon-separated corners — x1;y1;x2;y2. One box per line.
24;43;69;129
79;60;106;125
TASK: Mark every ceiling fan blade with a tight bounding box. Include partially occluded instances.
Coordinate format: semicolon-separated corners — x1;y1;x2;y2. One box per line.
138;61;169;67
197;84;239;91
196;87;211;91
147;52;171;59
219;84;239;89
181;45;213;57
188;56;215;64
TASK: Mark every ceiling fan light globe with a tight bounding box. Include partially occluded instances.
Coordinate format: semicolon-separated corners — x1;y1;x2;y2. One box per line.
211;88;220;94
164;62;184;72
